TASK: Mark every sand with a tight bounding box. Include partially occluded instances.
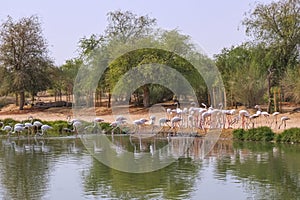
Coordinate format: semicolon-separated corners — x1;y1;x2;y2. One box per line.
0;102;299;134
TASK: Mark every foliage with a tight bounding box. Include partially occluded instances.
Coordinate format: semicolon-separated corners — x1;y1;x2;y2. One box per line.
233;126;275;142
105;10;156;43
107;48;207;106
215;44;268;107
0;15;53;109
232;128;246;140
275;128;300;143
243;0;300;80
215;0;300;109
77;11;215;108
281;64;300;103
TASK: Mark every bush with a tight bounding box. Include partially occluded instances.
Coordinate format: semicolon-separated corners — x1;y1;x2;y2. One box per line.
275;128;300;143
232;129;246;140
233;126;275;142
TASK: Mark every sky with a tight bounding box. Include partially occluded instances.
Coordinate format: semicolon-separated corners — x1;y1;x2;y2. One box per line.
0;0;275;66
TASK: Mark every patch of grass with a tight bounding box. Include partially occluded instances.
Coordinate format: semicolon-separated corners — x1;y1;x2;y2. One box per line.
275;128;300;143
233;126;275;142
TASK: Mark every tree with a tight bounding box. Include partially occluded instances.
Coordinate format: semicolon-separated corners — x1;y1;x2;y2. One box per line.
0;15;52;110
243;0;300;82
281;64;300;103
215;44;268;107
105;10;156;43
78;11;213;108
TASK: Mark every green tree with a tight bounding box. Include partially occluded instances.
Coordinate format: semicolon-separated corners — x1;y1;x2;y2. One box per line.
215;44;268;107
243;0;300;82
281;64;300;103
77;11;214;108
0;15;52;110
105;10;156;43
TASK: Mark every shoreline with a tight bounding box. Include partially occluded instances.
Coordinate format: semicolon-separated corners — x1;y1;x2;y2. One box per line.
0;105;299;137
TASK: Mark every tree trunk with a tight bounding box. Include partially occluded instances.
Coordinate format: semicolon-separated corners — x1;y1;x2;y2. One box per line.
143;85;150;107
31;92;35;105
267;68;273;113
15;93;19;106
19;91;25;110
108;92;111;108
99;89;102;107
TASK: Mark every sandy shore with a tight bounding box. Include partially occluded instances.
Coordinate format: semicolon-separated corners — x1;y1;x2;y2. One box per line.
0;104;299;135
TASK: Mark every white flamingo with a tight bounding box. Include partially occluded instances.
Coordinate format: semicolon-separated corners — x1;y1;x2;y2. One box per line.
271;112;280;128
133;118;148;134
39;124;53;136
278;116;290;129
110;116;126;134
239;110;250;129
28;116;43;134
171;116;181;128
67;116;82;137
13;124;25;138
149;115;156;134
0;122;13;136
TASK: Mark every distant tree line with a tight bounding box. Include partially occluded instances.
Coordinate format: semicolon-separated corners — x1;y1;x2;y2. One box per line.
215;0;299;112
0;0;299;111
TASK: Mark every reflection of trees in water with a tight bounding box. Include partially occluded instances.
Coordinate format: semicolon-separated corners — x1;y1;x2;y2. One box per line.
0;138;86;199
215;142;300;200
83;157;200;200
83;136;204;199
0;138;53;199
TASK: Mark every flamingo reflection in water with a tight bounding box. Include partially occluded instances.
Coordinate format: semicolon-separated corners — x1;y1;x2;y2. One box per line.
68;140;82;154
93;141;103;153
110;134;125;156
10;141;25;153
33;138;51;153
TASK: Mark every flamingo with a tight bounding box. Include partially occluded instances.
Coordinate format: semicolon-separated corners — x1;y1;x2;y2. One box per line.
278;116;290;129
249;113;260;128
28;116;43;134
239;110;250;129
158;117;170;128
166;108;172;120
110;118;126;134
39;124;53;136
149;115;156;134
24;122;34;136
84;117;105;134
0;122;13;137
13;124;25;138
133;118;148;134
171;116;181;128
67;116;82;137
224;109;236;128
270;112;280;128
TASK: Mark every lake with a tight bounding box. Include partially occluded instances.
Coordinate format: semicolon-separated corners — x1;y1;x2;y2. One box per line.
0;134;299;200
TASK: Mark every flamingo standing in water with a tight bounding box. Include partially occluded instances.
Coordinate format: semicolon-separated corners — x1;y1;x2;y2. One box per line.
133;118;148;134
0;122;13;137
39;124;53;136
110;116;127;134
67;116;82;137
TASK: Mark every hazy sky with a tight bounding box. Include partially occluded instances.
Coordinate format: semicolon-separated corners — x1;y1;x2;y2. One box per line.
0;0;274;66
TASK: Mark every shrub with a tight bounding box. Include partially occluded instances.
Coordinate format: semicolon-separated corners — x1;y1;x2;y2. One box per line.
233;129;246;140
233;126;275;142
276;128;300;143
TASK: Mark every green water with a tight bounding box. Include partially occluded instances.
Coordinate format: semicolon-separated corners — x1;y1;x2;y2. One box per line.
0;136;299;200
